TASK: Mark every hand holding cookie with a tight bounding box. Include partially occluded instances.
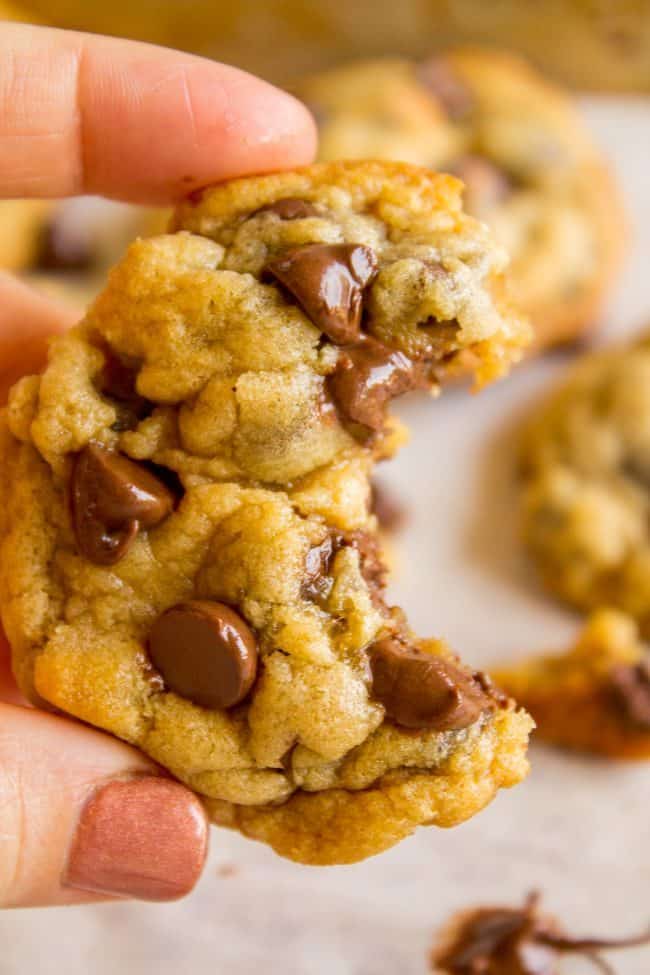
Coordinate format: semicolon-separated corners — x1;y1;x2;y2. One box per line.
0;21;315;908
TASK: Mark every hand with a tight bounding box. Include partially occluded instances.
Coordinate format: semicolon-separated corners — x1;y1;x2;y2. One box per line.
0;22;316;908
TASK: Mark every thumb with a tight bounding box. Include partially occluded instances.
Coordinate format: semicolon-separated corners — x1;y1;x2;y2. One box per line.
0;701;209;907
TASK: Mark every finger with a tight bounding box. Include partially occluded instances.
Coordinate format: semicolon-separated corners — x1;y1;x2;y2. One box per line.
0;703;209;907
0;23;317;205
0;272;78;404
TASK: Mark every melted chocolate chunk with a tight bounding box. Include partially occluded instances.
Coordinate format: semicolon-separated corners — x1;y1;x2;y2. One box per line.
100;353;140;403
98;351;151;432
301;531;388;607
71;443;174;565
264;243;379;344
254;198;320;220
368;637;491;731
621;454;650;489
452;155;512;215
328;337;430;433
347;530;388;597
431;892;650;975
608;659;650;730
34;213;94;272
148;600;258;709
417;57;474;121
474;670;510;710
370;479;407;533
301;534;344;603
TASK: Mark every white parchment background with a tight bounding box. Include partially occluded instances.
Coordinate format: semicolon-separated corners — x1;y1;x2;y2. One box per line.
1;98;649;975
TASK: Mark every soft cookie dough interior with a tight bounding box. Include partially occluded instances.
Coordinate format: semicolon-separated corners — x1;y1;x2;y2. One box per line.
0;161;532;864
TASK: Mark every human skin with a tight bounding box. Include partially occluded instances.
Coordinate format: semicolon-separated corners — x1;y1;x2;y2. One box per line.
0;22;316;908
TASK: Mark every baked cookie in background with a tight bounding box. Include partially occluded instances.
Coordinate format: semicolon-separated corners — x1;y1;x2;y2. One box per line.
0;0;39;21
521;333;650;631
430;889;650;973
493;610;650;759
30;198;168;277
0;199;54;272
295;49;627;353
20;0;650;92
1;196;168;289
0;160;533;865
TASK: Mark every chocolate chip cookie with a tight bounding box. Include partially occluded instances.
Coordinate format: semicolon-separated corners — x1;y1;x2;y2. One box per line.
296;49;626;352
493;610;650;759
0;161;532;864
520;334;650;631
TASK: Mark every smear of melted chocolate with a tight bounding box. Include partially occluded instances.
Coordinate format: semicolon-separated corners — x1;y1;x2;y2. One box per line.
431;892;650;975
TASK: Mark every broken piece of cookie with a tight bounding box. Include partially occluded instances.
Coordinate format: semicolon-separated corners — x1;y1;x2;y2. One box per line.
493;610;650;759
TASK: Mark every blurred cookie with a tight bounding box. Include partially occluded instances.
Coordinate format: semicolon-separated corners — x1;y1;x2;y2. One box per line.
29;198;169;276
493;610;650;759
0;200;53;272
0;193;167;297
296;49;626;351
0;160;532;865
521;334;650;629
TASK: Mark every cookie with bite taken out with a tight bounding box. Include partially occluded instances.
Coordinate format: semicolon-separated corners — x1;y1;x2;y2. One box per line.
0;160;532;864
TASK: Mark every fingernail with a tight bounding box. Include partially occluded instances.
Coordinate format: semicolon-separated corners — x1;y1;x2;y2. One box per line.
64;776;208;901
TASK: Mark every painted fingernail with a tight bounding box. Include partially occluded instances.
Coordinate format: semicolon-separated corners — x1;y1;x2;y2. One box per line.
64;776;208;901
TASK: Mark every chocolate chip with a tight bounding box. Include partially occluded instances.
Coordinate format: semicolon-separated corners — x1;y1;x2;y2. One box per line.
368;637;491;731
98;350;151;432
452;155;511;215
431;891;650;975
473;670;510;710
301;530;388;608
254;198;320;220
370;479;407;533
148;600;258;709
346;531;388;597
301;534;343;603
327;337;429;433
100;352;140;402
264;243;379;344
71;443;174;565
608;660;650;730
141;461;185;502
417;57;474;121
34;213;94;272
